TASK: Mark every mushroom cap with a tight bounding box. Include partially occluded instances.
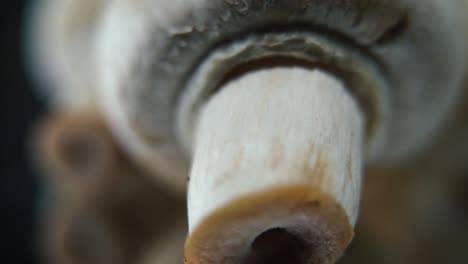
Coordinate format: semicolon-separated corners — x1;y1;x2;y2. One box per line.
29;0;468;191
26;0;109;110
95;0;468;190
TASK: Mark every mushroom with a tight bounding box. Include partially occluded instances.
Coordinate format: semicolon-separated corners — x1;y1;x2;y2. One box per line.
35;113;186;264
42;198;186;264
43;207;125;264
28;0;468;263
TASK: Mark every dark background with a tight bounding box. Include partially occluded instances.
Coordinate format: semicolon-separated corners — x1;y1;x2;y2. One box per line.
3;1;44;263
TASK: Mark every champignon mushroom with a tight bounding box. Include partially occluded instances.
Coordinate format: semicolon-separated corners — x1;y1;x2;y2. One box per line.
28;0;468;263
42;190;186;264
35;113;186;264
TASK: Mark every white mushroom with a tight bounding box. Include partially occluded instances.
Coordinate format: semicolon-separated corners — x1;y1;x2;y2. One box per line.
28;0;468;263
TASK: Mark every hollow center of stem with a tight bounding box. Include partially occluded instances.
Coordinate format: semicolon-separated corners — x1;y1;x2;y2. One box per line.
241;228;312;264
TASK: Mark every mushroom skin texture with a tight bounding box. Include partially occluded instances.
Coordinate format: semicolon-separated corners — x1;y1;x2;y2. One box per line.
27;0;468;263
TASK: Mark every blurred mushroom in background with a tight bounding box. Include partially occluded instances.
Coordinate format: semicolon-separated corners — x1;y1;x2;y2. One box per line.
34;113;186;264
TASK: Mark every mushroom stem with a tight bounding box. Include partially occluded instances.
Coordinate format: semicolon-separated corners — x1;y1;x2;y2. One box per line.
185;67;364;263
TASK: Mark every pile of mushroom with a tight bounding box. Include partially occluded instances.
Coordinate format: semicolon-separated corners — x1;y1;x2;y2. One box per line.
27;0;468;263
